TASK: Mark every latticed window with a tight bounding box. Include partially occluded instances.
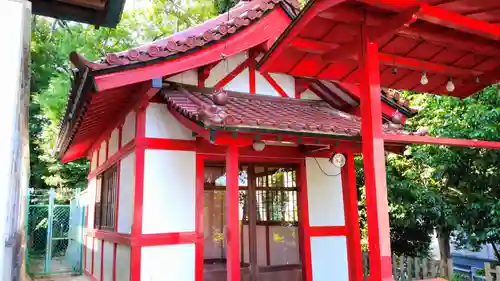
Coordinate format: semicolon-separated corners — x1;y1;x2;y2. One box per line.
254;168;298;225
94;165;117;231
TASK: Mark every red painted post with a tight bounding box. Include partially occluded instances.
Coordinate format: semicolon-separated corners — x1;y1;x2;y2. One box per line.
358;24;393;281
131;108;146;281
341;153;364;281
226;145;240;281
195;154;205;281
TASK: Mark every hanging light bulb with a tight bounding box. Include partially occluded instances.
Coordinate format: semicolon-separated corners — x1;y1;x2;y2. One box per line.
446;78;455;92
420;72;428;85
392;67;398;75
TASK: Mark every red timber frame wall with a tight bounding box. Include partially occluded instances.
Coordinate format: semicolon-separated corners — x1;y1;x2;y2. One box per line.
81;97;364;281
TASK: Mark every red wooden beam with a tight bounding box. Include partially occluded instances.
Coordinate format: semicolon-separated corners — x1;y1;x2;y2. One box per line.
378;52;482;78
289;38;340;54
383;134;500;149
260;72;289;97
307;226;347;236
454;67;500;98
94;9;290;92
226;145;240;281
358;24;393;281
318;4;500;57
322;8;419;63
298;160;313;281
338;82;407;124
195;154;205;281
359;0;500;40
136;78;162;110
258;0;349;73
291;38;481;78
398;25;500;58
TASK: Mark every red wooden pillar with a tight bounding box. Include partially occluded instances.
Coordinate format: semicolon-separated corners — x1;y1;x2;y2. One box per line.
341;152;363;281
358;25;393;281
226;145;240;281
131;107;146;281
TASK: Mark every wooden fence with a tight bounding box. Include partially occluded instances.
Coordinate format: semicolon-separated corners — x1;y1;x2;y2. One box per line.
484;263;500;281
363;253;454;281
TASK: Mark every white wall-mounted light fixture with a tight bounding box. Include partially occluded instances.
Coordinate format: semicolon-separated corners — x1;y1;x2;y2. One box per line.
331;153;346;168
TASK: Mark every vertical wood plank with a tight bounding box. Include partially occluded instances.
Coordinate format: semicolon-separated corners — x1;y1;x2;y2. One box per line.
407;257;413;281
431;260;438;278
399;255;405;281
495;265;500;281
440;259;446;277
363;252;369;281
447;258;453;280
392;254;397;279
485;262;493;281
414;257;420;280
422;258;428;279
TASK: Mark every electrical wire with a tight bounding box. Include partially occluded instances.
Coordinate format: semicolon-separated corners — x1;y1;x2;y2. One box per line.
313;157;341;177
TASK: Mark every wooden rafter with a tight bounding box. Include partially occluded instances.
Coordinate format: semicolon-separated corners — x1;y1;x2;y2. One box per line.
358;0;500;40
321;8;419;63
289;38;481;78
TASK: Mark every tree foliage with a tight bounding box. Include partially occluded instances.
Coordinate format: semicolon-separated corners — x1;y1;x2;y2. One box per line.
377;85;500;258
29;1;216;201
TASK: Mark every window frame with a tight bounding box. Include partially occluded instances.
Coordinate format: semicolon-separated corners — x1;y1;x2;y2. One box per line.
94;164;118;231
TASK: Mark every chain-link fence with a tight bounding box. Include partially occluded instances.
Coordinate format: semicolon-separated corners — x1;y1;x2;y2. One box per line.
26;189;84;276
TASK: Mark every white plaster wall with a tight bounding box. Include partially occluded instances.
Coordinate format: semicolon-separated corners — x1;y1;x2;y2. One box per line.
117;152;135;234
142;150;196;234
224;68;250;93
300;89;321;100
102;242;113;281
87;178;96;229
145;103;194;140
255;72;295;98
166;69;198;86
116;245;131;281
108;128;119;156
122;111;136;146
310;236;349;281
94;239;102;279
91;151;97;172
85;237;92;272
141;244;195;281
206;52;248;88
305;157;345;227
271;73;295;97
98;141;107;166
255;72;278;97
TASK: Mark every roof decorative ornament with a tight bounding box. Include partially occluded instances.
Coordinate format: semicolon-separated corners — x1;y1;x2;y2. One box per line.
213;88;229;106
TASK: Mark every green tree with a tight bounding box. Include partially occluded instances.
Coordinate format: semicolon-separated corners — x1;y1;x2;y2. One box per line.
30;2;216;200
392;85;500;259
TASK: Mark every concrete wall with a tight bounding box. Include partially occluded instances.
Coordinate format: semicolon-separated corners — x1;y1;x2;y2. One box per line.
0;1;31;280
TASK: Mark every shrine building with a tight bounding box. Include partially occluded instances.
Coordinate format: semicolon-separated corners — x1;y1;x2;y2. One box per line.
56;0;500;281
